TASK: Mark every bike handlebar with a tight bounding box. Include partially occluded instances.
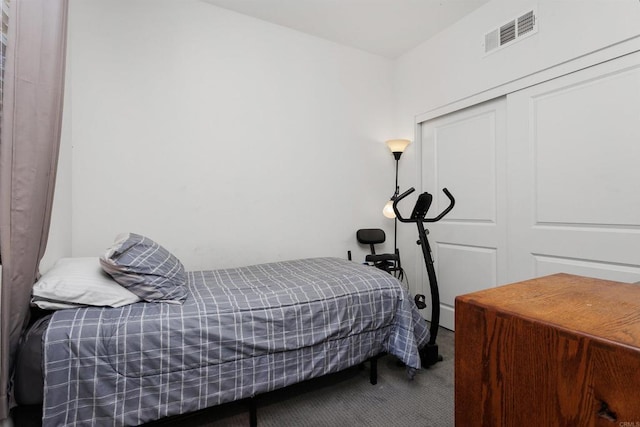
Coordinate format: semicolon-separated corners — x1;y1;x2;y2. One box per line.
392;187;455;223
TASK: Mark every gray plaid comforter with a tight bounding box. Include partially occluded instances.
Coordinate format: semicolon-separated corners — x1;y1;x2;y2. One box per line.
43;257;429;426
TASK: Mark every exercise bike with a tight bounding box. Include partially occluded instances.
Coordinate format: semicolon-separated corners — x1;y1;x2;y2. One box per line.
393;187;455;367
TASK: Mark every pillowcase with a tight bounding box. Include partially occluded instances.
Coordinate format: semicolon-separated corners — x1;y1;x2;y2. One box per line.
99;233;187;304
31;257;141;310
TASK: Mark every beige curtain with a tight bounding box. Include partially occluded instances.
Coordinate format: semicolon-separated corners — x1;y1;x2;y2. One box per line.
0;0;68;419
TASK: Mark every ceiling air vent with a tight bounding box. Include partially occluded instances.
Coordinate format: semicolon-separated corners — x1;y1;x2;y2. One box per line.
517;10;536;36
485;9;537;55
500;20;516;45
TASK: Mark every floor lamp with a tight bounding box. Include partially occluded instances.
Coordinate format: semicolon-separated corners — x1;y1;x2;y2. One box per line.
382;139;411;253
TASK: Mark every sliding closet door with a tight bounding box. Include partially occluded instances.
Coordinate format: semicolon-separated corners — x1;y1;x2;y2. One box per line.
507;52;640;283
420;98;507;330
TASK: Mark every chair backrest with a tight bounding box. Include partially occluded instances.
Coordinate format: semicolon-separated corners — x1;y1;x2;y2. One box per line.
356;229;386;254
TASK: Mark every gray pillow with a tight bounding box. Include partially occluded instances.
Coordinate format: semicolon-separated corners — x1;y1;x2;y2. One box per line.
100;233;187;304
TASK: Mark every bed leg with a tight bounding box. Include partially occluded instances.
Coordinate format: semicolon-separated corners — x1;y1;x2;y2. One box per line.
246;398;257;427
250;404;257;427
370;356;378;385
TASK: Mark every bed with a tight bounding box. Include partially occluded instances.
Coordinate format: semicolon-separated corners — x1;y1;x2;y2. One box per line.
14;234;430;426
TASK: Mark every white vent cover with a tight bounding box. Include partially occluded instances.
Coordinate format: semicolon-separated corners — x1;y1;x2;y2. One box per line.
518;10;536;36
485;9;537;54
500;20;516;45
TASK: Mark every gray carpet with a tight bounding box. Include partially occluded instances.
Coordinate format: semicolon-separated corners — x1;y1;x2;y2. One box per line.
149;326;454;427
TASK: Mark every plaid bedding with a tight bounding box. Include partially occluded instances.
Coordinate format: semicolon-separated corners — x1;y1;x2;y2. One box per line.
43;257;429;426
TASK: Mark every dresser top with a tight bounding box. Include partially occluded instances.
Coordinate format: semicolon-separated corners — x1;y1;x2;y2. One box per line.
456;273;640;350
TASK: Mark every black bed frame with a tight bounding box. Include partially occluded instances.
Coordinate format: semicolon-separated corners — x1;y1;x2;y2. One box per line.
203;355;382;427
213;354;382;427
11;351;383;427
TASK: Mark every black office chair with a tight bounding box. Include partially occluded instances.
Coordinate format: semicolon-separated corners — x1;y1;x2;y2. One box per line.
356;228;402;278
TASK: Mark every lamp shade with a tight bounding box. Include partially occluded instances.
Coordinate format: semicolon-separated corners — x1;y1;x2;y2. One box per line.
385;139;411;154
383;200;396;218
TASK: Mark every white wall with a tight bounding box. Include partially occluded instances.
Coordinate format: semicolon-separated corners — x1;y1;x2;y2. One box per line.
45;0;640;288
49;0;398;271
393;0;640;288
395;0;640;124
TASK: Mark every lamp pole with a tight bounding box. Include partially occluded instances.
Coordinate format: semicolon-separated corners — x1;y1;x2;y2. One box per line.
383;139;411;262
392;155;399;254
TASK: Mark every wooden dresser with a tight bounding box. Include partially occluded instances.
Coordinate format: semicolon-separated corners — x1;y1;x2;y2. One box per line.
455;273;640;426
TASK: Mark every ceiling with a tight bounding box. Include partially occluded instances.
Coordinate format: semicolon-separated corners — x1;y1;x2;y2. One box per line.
201;0;490;58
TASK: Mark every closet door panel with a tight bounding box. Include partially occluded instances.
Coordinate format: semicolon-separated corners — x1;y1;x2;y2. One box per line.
437;244;497;307
534;68;640;226
507;52;640;283
421;98;507;330
534;255;640;283
434;113;497;222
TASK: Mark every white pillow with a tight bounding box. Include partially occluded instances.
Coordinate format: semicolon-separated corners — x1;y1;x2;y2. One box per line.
32;257;141;310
